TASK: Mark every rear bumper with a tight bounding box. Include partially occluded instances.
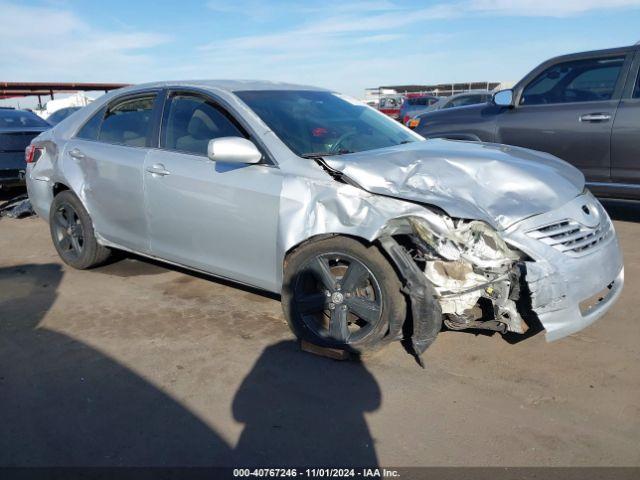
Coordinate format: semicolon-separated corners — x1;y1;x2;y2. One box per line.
25;164;53;220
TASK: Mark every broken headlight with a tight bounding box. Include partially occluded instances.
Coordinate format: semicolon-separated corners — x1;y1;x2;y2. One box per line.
408;217;521;268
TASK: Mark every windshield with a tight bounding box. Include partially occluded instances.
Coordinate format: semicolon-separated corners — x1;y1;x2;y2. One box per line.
235;90;422;157
47;107;80;125
0;109;50;128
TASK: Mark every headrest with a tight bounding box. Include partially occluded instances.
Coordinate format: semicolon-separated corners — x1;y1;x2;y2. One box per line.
187;109;217;139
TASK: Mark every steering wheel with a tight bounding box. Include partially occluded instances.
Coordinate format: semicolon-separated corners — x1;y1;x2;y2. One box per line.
330;131;358;154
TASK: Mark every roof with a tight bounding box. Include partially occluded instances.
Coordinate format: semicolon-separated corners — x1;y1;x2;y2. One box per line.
125;79;328;93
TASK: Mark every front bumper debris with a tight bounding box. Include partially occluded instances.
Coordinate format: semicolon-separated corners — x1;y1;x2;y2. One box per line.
378;236;442;361
378;192;624;350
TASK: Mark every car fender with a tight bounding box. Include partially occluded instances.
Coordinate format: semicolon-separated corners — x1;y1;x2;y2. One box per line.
277;175;446;286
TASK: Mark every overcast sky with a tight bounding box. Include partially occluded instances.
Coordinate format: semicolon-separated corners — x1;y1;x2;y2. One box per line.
2;0;640;104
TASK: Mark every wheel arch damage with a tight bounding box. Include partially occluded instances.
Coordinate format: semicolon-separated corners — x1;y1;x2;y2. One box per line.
277;174;538;357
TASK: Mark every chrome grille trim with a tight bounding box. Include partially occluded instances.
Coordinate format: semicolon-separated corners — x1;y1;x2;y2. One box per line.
526;217;613;257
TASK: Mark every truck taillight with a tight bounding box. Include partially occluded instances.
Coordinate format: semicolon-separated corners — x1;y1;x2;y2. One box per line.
25;145;43;164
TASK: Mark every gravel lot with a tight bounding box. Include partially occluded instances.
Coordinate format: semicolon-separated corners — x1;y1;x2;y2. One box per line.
1;196;639;467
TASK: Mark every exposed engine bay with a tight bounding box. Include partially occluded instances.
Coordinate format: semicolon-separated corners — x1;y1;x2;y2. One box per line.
381;215;533;340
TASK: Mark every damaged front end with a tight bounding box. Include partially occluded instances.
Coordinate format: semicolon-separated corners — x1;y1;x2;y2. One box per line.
379;214;533;356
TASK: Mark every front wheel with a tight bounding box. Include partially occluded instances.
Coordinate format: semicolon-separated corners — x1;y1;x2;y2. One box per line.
282;236;406;354
49;191;111;269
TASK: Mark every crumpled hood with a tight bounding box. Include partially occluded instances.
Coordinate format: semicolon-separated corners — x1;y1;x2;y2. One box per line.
322;139;585;230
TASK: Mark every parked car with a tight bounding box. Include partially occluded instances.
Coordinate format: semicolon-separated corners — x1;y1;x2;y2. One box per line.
26;81;623;358
413;44;640;200
377;95;405;119
406;91;492;127
46;106;82;125
399;95;439;124
0;108;50;188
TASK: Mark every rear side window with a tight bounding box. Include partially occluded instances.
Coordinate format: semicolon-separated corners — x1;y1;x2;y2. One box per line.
76;106;106;140
521;56;625;105
408;98;427;106
634;67;640;98
161;94;245;156
99;96;156;147
447;94;488;108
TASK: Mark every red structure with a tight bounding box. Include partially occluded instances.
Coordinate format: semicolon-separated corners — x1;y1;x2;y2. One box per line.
0;82;129;104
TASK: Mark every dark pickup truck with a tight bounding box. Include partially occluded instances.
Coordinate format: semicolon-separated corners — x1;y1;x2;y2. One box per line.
414;44;640;200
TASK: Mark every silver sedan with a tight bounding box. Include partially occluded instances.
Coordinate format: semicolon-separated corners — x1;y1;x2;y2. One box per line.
26;81;624;359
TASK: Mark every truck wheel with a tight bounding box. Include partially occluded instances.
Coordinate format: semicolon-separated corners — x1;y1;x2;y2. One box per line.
49;191;111;269
282;236;406;354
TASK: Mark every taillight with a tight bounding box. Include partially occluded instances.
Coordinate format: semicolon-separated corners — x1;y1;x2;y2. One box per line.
25;145;43;164
403;115;410;124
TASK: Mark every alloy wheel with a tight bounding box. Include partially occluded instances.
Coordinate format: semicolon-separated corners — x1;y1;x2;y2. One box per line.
294;252;383;344
52;202;85;260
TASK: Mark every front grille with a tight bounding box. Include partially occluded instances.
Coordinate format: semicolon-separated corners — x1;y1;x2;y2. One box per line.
526;217;613;257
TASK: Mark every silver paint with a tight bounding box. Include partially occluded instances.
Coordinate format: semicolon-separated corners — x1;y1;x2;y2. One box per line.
26;80;623;342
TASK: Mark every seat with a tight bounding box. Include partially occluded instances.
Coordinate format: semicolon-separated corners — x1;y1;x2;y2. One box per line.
176;110;219;155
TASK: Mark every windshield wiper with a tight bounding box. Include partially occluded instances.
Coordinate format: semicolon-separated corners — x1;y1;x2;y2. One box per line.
301;150;353;159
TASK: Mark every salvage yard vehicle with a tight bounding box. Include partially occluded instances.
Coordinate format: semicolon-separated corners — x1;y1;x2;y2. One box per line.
1;108;50;188
378;95;405;120
46;106;82;126
413;44;640;200
26;81;624;358
399;94;439;125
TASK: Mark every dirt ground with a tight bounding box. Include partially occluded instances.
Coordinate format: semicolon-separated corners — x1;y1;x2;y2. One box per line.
1;197;639;467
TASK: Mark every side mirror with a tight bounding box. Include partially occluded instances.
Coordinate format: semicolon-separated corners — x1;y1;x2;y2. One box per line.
493;89;514;108
207;137;262;164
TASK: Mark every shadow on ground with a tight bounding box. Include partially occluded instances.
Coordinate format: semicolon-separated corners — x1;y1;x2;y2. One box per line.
232;340;380;466
0;264;381;466
96;253;280;301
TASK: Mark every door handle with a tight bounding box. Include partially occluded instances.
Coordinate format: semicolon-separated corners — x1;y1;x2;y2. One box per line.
146;164;171;176
579;113;611;123
69;148;85;159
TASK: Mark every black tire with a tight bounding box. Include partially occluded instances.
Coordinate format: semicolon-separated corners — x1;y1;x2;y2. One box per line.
282;236;406;354
49;191;111;269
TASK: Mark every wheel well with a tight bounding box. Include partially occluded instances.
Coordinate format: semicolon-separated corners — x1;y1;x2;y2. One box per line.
53;183;70;197
284;234;372;261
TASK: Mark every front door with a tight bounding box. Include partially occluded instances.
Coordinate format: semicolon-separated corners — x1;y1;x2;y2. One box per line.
497;54;628;182
611;52;640;190
143;92;283;292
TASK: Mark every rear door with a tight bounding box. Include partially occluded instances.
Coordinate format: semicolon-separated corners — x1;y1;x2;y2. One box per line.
143;90;283;292
610;50;640;194
63;92;160;253
496;53;631;182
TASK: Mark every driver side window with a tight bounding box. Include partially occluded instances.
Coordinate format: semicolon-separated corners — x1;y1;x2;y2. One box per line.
162;93;245;156
521;56;625;106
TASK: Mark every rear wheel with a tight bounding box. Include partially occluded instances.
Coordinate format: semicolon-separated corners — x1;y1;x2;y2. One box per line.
49;191;111;269
282;236;406;354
